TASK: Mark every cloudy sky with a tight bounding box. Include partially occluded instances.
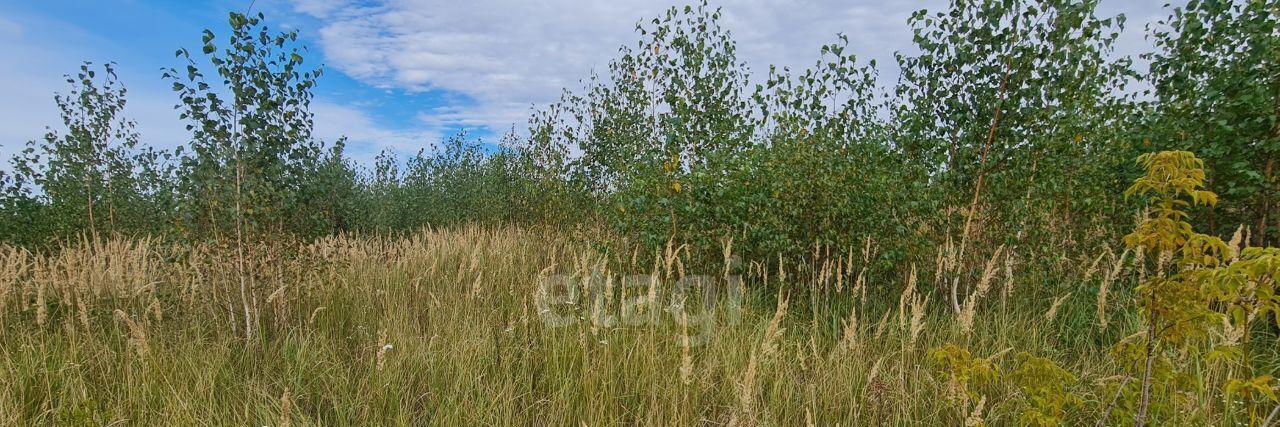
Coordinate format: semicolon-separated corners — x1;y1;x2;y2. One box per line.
0;0;1169;165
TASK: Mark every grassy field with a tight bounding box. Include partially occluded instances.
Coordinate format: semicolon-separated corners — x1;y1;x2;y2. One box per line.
0;226;1273;426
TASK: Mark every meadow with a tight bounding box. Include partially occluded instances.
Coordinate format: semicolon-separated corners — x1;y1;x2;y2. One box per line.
1;216;1274;425
2;0;1280;425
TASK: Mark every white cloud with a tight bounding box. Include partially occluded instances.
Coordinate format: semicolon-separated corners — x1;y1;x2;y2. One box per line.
311;100;447;164
293;0;931;132
0;0;1172;171
0;8;429;170
293;0;1167;135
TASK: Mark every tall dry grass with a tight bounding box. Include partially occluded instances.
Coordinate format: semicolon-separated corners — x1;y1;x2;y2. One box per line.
0;226;1271;425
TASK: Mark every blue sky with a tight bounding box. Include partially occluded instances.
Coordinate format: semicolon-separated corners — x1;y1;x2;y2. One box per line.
0;0;1169;166
0;0;474;164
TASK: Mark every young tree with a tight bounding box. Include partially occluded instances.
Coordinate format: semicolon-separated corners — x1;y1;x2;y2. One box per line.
1144;0;1280;244
893;0;1137;310
894;0;1135;244
6;62;160;244
293;138;361;237
165;12;325;340
165;11;325;239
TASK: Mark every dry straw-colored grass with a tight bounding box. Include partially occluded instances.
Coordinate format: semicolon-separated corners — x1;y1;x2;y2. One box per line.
0;225;1269;425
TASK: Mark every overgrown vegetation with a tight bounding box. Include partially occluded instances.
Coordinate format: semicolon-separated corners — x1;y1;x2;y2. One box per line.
1;0;1279;425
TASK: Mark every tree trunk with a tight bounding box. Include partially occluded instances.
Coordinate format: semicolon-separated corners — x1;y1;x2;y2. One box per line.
1258;158;1273;247
1135;320;1158;427
954;62;1012;314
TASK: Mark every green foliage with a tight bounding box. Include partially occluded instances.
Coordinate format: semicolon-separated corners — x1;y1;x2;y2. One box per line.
1199;245;1280;422
1104;337;1184;424
1224;375;1278;406
2;62;175;246
1143;0;1280;243
1007;352;1081;427
164;11;334;239
0;0;1271;269
1123;151;1224;344
348;130;581;232
1124;151;1220;255
929;343;1001;406
1117;149;1280;425
526;1;922;264
1116;150;1218;425
530;1;758;251
894;0;1137;249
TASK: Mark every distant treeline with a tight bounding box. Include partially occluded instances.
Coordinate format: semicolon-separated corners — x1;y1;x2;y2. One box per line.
1;0;1277;263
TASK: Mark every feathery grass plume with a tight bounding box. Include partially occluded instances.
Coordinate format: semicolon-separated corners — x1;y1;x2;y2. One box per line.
375;328;390;371
896;264;929;345
863;356;889;417
908;293;929;348
986;347;1013;364
861;236;873;265
1218;315;1244;347
113;309;149;363
9;223;1250;423
75;290;90;331
279;389;293;427
1133;246;1146;283
266;281;288;305
1096;249;1129;329
35;279;46;327
852;266;866;304
866;356;884;385
148;295;163;323
1044;292;1072;323
965;395;987;427
680;310;693;385
467;244;482;276
758;259;770;288
873;309;892;341
836;251;846;292
469;268;485;300
730;351;760;427
807;332;820;365
308;306;326;326
1226;225;1244;263
818;257;832;291
0;246;30;317
1083;249;1105;286
959;245;1004;334
898;265;918;328
761;288;788;357
839;302;859;353
1002;250;1016;302
673;245;688;281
